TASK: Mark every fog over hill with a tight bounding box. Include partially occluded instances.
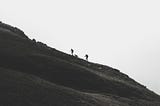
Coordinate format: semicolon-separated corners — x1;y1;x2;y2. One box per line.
0;22;160;106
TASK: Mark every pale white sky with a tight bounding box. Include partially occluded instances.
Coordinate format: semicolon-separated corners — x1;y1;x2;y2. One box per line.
0;0;160;95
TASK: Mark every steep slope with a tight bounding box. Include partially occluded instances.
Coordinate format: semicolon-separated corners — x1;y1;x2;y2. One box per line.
0;67;118;106
0;22;160;106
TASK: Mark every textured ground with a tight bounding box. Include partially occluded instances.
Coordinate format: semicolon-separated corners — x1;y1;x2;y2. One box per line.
0;22;160;106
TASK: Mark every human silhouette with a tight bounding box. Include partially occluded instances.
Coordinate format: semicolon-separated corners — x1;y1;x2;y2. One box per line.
71;49;74;55
85;54;88;61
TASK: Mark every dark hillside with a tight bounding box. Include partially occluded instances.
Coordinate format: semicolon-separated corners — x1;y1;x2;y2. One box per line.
0;22;160;106
0;67;113;106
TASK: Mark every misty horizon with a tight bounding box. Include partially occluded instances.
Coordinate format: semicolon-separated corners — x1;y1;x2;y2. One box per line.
0;0;160;95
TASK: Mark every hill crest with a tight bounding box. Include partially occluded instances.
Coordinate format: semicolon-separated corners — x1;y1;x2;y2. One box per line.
0;22;159;106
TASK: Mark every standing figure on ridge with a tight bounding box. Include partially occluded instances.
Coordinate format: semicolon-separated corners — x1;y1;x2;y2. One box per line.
71;49;74;55
85;54;88;61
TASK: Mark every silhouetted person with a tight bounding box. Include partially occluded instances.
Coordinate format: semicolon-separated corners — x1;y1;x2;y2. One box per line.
85;54;88;61
71;49;74;55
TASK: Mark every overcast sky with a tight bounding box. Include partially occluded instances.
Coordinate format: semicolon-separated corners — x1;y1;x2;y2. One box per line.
1;0;160;94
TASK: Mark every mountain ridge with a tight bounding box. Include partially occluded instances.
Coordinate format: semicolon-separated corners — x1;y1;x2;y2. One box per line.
0;22;159;106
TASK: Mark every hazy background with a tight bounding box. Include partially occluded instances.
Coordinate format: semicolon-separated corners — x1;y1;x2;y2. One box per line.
0;0;160;94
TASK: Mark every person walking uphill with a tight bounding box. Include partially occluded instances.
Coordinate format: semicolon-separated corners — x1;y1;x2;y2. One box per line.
85;54;88;61
71;49;74;55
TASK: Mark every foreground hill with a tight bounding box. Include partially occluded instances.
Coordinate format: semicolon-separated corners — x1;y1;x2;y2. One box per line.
0;22;160;106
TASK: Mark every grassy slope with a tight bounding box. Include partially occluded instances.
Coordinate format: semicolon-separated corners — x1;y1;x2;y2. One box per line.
0;67;118;106
0;22;160;106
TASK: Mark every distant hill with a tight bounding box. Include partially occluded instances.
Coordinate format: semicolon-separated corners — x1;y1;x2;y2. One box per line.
0;22;160;106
